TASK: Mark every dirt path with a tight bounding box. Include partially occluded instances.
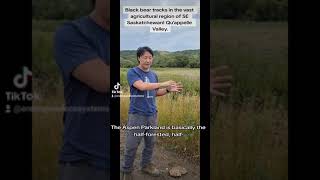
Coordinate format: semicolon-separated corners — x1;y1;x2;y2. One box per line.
120;129;200;180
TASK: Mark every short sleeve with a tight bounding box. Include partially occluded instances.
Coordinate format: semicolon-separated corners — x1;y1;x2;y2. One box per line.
127;68;142;87
54;23;99;83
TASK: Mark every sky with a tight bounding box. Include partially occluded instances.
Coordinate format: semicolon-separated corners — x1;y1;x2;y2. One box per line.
120;0;200;52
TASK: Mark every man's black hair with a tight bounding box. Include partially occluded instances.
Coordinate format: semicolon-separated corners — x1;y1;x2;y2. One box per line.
137;46;154;63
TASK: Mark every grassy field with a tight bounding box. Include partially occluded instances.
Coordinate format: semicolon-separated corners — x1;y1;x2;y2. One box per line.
32;19;288;180
32;19;64;180
120;68;200;160
211;20;288;180
32;94;64;180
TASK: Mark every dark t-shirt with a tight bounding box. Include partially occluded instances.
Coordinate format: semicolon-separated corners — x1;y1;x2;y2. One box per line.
54;16;110;170
127;67;158;116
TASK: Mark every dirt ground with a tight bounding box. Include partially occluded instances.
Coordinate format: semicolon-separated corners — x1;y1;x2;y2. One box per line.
120;129;200;180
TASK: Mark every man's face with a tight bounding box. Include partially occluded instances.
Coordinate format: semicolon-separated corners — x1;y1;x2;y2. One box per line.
96;0;110;20
138;51;153;70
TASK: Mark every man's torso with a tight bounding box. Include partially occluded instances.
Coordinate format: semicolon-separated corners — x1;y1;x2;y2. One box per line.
127;67;158;116
54;16;110;169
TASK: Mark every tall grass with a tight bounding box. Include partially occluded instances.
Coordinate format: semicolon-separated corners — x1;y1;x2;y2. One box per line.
120;68;200;95
32;93;64;180
210;20;288;180
32;19;65;180
120;68;200;160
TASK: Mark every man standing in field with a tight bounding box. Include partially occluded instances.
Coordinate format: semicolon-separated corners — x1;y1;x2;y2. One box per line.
54;0;110;179
120;46;183;179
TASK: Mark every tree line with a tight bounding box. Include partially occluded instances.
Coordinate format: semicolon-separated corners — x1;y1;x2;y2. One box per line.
120;50;200;68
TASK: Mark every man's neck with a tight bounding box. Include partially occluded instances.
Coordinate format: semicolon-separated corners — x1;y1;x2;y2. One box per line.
89;10;110;31
137;65;150;72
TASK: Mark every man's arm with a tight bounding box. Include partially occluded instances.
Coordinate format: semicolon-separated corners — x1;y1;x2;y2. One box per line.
133;80;175;91
72;58;110;93
156;88;168;96
156;82;183;96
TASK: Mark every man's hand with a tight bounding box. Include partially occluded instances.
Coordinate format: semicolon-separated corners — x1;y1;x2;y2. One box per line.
167;82;183;93
211;66;233;97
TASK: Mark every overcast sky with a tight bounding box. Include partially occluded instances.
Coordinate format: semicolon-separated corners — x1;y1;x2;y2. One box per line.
120;0;200;51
